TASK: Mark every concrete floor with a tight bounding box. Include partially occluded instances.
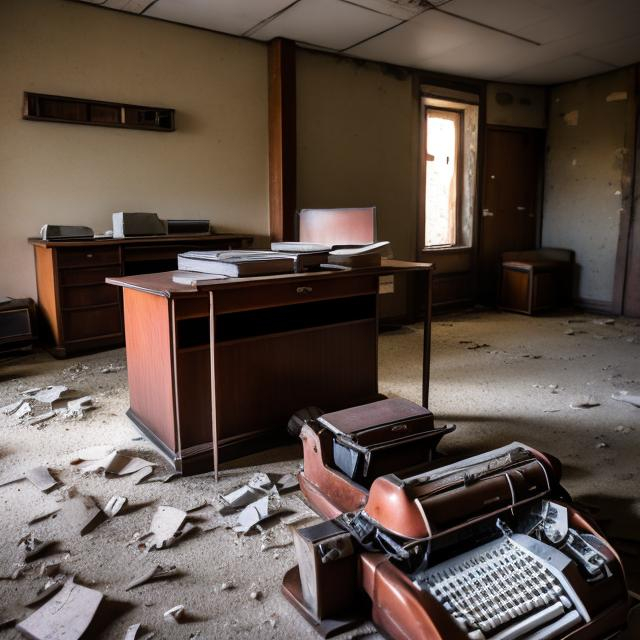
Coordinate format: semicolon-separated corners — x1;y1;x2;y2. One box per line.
0;309;639;639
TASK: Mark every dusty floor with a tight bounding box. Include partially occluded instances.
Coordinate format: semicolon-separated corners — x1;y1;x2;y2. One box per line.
0;309;639;639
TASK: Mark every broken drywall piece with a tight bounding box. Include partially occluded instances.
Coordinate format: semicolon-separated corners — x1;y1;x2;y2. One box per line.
124;623;142;640
593;318;615;326
612;391;640;408
39;560;62;577
28;385;70;404
25;466;59;492
72;450;154;476
184;499;208;513
563;110;579;126
125;564;177;591
65;395;95;419
25;574;67;607
134;467;155;484
274;473;299;494
606;91;628;102
104;496;128;518
15;402;32;420
220;485;265;512
233;495;283;534
570;397;600;409
28;411;56;426
143;506;188;551
164;605;185;624
18;533;51;562
101;364;123;374
16;577;103;640
1;399;26;415
144;471;180;484
28;507;61;525
60;494;105;536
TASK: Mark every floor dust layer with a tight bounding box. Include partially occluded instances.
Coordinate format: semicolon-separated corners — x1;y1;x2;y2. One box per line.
0;310;638;638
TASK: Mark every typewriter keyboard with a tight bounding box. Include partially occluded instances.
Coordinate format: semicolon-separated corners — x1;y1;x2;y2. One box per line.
414;535;584;640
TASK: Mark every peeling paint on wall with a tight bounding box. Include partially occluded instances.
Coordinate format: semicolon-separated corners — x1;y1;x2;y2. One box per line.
563;110;579;126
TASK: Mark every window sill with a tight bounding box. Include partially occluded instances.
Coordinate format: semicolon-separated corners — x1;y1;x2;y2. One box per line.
420;245;472;255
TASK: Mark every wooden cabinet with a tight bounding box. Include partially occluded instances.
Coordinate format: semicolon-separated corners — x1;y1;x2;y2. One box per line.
108;261;433;475
30;234;252;357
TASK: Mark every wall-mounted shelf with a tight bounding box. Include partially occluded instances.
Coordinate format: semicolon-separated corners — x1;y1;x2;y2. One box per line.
23;92;175;132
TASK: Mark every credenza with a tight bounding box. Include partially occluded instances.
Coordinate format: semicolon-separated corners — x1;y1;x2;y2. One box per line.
107;260;433;476
29;234;251;357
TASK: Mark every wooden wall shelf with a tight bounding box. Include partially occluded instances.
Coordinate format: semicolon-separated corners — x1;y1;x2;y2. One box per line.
23;92;175;132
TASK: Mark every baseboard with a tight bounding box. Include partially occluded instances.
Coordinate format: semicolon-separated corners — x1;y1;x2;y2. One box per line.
573;296;616;315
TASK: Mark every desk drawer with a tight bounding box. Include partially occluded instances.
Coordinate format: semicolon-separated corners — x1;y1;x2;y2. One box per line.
59;266;122;287
63;305;122;341
61;283;120;309
215;275;378;314
57;246;120;268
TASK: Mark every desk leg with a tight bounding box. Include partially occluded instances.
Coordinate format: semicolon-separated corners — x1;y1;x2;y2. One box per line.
209;292;219;482
422;269;432;408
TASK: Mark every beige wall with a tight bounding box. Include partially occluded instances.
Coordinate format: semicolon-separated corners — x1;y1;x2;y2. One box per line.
542;68;634;308
296;50;419;317
0;0;269;299
486;83;547;129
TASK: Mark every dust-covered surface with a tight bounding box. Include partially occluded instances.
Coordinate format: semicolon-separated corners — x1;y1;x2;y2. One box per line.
0;310;639;638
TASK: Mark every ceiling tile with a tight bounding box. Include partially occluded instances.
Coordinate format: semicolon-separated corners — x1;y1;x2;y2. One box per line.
144;0;295;36
581;33;640;66
442;0;552;34
345;0;427;20
500;54;614;84
249;0;401;50
347;10;494;65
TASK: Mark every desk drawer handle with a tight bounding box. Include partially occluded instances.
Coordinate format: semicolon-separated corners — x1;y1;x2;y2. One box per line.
296;286;313;294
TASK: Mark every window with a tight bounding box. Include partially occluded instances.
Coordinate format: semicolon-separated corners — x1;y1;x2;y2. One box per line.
420;91;479;251
425;109;461;247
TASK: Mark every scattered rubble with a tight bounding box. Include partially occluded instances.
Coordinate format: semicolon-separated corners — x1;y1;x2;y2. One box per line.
614;425;635;434
612;391;640;408
570;397;600;409
163;604;185;624
18;533;51;562
60;494;105;536
71;450;154;476
140;506;196;551
104;495;128;517
25;574;67;606
101;364;124;374
126;564;178;591
16;578;103;640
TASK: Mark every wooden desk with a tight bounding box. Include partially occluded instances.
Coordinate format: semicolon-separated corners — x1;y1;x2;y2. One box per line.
29;234;251;357
107;260;433;476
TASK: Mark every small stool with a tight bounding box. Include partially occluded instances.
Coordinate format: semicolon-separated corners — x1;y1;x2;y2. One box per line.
499;249;573;315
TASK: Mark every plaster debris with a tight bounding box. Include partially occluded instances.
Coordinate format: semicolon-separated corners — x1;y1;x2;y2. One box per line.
25;574;67;606
220;582;234;591
595;441;609;449
563;110;579;126
60;494;105;536
101;364;123;374
124;623;142;640
249;590;262;601
163;604;185;623
234;495;283;534
39;560;61;577
135;467;155;484
104;495;128;517
606;91;628;102
612;391;640;408
593;318;615;326
125;564;177;591
142;506;193;551
71;450;154;476
185;499;208;513
615;425;634;435
25;466;59;492
16;578;103;640
145;471;180;484
18;533;51;562
64;395;95;419
570;397;600;409
260;525;293;552
1;399;26;414
24;385;70;404
15;402;32;419
28;411;56;426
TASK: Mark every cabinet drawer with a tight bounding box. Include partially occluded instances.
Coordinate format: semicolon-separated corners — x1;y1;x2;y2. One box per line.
61;284;119;309
214;275;378;314
59;266;122;286
63;305;122;341
57;246;120;268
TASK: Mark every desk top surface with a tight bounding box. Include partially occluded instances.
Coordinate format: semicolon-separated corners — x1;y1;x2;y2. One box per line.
29;233;252;249
107;259;433;298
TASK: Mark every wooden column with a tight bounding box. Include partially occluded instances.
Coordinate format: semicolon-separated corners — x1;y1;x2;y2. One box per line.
268;38;297;242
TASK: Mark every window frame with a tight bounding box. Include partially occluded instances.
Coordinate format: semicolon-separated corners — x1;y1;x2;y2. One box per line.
423;106;465;249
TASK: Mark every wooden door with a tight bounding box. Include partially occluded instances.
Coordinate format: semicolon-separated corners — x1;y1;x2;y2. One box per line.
479;127;544;300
